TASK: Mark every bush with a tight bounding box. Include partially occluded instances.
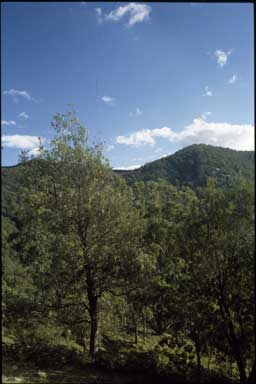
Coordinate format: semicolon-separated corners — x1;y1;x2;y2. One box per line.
2;323;84;369
95;334;189;378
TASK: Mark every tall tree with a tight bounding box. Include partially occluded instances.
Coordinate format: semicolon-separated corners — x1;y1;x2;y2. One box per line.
18;110;143;357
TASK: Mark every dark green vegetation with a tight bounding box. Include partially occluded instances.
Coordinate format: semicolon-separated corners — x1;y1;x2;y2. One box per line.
2;111;255;384
116;144;254;188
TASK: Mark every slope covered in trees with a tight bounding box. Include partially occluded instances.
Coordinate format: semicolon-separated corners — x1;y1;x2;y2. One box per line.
2;144;254;206
2;111;255;384
116;144;254;188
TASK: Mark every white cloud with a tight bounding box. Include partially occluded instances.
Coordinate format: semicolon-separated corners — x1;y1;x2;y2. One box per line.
97;3;151;27
202;86;212;97
95;8;103;23
114;164;142;170
201;111;212;120
28;147;40;156
177;118;254;150
116;118;254;151
3;89;37;102
18;112;29;119
129;107;143;117
116;126;177;146
106;144;114;152
228;74;237;84
214;49;232;67
2;135;43;149
2;120;16;126
102;95;115;105
117;130;154;146
160;152;173;158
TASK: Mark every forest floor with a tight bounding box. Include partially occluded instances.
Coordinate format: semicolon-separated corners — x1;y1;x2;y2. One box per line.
2;332;240;384
2;360;153;384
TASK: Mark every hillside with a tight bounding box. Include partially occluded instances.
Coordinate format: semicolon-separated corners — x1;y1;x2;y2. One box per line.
2;145;255;206
115;144;255;187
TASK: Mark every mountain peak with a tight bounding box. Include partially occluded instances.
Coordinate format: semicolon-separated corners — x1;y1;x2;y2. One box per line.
115;144;254;188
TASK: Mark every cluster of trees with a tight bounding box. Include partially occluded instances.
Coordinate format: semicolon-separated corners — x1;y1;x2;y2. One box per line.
2;111;255;383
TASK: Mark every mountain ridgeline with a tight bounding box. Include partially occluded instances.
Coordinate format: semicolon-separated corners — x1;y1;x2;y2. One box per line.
2;145;255;196
1;144;254;223
115;144;255;188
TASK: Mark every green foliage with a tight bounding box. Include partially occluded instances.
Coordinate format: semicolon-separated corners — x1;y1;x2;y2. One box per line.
116;144;254;188
96;333;194;380
2;110;254;383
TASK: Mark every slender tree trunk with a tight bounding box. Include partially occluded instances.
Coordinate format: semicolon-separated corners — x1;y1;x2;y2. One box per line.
83;337;86;355
131;308;138;344
155;309;164;335
121;304;127;328
134;316;138;344
207;348;212;370
194;337;201;378
143;310;147;342
86;266;99;358
235;354;247;384
229;356;233;378
227;319;247;383
219;297;247;383
89;310;98;356
247;359;255;384
134;323;138;344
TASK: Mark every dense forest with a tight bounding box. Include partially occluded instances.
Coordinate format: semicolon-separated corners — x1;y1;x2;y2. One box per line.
2;111;255;384
116;144;255;188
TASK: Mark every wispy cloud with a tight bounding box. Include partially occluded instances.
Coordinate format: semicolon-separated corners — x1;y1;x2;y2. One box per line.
201;111;212;120
3;89;38;103
102;95;115;105
129;107;143;117
2;135;43;149
2;120;16;126
28;147;40;156
114;164;142;170
18;112;29;119
106;144;114;152
116;118;254;151
160;152;174;158
228;74;237;84
96;3;151;27
95;8;103;23
214;49;232;67
202;86;212;97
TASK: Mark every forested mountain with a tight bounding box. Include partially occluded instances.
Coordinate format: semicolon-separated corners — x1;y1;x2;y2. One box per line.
2;144;255;206
116;144;255;187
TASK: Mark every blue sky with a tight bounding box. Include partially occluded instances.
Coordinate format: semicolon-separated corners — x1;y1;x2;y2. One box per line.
2;2;254;168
